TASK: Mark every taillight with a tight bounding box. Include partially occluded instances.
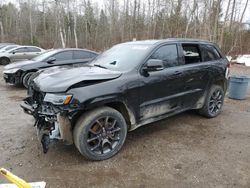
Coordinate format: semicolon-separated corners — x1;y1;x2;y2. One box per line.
225;62;230;79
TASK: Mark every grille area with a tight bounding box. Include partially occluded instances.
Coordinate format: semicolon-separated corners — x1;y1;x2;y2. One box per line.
33;90;45;104
28;83;45;104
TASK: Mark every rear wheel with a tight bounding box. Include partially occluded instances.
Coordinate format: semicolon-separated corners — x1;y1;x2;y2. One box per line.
74;106;127;161
199;85;225;118
22;72;35;88
0;57;10;65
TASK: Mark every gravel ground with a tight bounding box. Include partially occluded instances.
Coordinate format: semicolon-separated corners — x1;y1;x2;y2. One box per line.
0;64;250;188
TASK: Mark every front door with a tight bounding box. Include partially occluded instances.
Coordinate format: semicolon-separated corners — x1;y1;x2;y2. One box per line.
10;47;29;62
138;44;185;122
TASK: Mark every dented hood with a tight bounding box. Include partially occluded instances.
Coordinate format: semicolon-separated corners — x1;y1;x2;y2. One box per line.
34;65;122;92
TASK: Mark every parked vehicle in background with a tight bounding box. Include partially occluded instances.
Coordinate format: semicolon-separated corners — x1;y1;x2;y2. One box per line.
21;38;229;160
0;45;44;65
0;43;16;49
0;45;20;53
3;48;98;88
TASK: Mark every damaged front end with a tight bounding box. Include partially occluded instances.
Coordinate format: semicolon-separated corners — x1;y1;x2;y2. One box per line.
21;85;78;153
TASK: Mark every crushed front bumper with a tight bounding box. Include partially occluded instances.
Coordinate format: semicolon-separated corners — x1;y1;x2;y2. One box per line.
21;97;73;153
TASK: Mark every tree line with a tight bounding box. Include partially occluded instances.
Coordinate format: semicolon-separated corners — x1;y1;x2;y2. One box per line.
0;0;249;55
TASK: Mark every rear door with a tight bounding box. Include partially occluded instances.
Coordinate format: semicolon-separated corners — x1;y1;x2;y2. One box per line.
178;43;211;108
26;47;43;59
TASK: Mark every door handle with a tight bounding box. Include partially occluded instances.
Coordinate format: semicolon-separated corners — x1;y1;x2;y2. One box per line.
173;71;182;75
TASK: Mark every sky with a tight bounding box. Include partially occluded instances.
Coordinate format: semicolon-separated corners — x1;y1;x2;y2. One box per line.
0;0;249;23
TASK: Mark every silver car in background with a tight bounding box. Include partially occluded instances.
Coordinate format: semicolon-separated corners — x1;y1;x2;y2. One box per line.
0;45;45;65
0;45;20;53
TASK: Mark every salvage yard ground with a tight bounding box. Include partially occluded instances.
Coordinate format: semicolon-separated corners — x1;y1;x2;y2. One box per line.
0;65;250;188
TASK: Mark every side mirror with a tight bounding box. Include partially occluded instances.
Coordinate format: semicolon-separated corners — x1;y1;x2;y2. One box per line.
142;59;164;72
46;57;56;64
12;51;16;54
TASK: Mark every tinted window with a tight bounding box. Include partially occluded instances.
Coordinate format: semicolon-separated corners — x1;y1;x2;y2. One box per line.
73;50;92;59
182;44;201;64
150;44;179;67
200;44;221;61
13;47;29;53
52;51;73;61
27;47;41;52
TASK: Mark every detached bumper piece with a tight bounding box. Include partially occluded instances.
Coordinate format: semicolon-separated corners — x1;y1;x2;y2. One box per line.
20;101;35;115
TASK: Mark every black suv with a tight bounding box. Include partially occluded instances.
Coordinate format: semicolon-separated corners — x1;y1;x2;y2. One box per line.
21;39;229;160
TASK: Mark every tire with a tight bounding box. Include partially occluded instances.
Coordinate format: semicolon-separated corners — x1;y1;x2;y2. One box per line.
27;71;39;86
73;106;127;161
22;72;35;88
198;85;225;118
0;57;10;65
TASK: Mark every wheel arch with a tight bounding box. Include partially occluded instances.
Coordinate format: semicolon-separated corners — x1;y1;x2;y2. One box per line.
21;69;37;79
105;101;136;130
72;100;136;131
195;79;226;109
0;56;11;64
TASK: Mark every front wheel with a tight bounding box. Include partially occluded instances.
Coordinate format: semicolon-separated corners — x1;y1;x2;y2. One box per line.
0;57;10;65
199;85;225;118
73;107;127;160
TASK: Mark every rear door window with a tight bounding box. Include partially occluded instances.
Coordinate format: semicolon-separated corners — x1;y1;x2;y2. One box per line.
27;47;41;52
150;44;179;68
182;44;202;64
52;51;73;61
73;50;94;59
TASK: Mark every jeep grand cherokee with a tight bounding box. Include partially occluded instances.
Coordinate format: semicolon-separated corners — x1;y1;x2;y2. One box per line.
21;39;229;160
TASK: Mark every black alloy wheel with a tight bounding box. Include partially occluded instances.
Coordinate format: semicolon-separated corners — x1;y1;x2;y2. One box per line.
74;107;127;160
198;85;225;118
87;116;121;155
208;89;223;115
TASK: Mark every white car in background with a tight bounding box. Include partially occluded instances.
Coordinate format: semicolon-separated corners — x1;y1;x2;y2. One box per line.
0;45;45;65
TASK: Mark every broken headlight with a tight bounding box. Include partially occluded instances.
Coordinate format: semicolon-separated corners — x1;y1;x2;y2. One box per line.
44;93;72;105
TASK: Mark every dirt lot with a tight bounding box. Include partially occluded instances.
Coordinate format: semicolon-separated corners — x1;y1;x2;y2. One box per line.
0;65;250;188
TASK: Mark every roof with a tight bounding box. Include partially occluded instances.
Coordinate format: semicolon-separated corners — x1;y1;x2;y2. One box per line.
123;38;213;46
51;48;97;54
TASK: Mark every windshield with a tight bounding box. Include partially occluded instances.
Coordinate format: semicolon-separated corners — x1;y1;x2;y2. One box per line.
90;43;152;71
0;45;18;52
32;50;56;61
